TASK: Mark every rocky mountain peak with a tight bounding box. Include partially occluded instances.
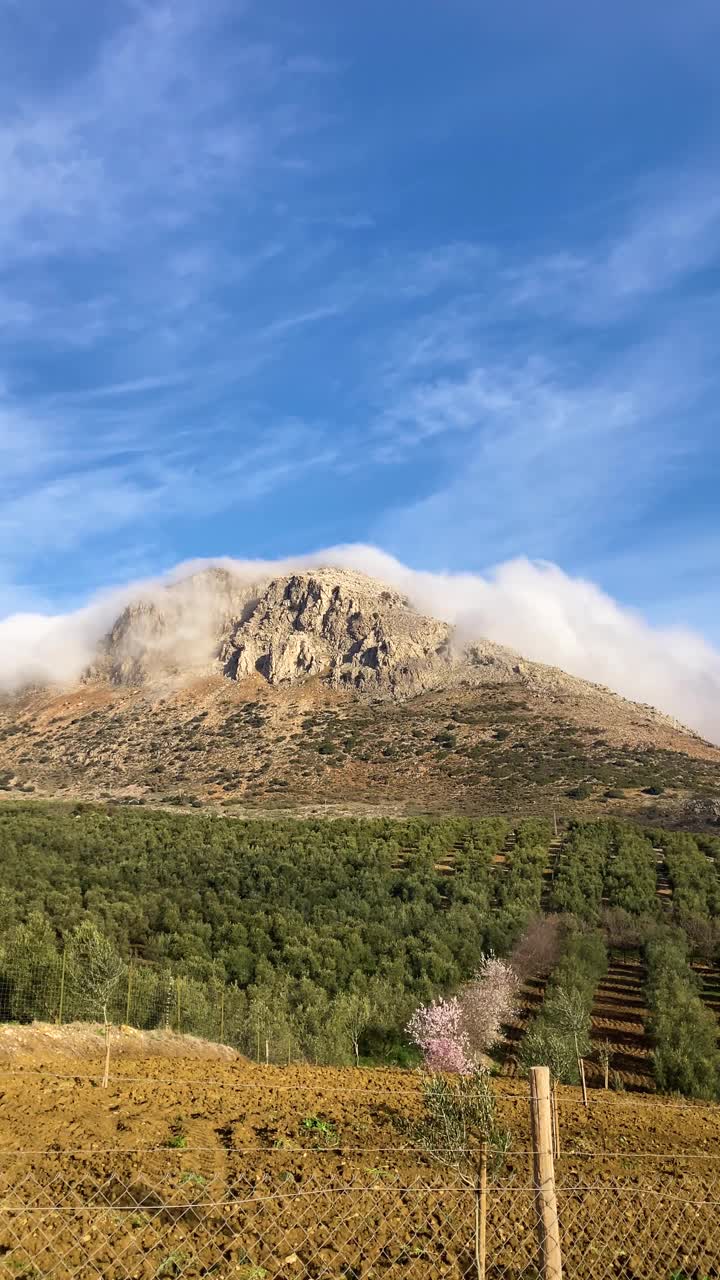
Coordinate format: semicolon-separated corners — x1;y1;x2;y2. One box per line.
220;568;453;696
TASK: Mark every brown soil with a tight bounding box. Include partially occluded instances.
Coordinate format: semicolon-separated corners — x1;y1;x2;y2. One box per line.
0;1057;719;1279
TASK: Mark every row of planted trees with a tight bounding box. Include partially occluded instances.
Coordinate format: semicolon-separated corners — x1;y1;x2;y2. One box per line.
407;911;720;1101
0;912;422;1070
645;931;719;1099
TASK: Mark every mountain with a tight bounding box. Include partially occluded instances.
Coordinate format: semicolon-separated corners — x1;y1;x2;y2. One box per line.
1;567;718;821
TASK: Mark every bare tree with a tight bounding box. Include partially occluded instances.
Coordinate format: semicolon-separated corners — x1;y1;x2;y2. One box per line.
69;922;126;1087
510;915;563;980
332;990;374;1066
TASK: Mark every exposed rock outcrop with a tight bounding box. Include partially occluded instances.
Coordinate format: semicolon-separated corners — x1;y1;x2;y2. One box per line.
83;565;688;733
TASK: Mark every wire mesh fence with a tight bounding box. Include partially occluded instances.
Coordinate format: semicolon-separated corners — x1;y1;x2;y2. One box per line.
0;1150;718;1279
0;950;298;1062
0;948;363;1066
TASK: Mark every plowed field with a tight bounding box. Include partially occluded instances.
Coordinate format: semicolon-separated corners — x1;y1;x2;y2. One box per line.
0;1054;719;1279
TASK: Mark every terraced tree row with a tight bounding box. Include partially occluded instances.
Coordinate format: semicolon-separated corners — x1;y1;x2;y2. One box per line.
588;954;653;1091
517;926;608;1083
645;932;720;1099
549;821;658;920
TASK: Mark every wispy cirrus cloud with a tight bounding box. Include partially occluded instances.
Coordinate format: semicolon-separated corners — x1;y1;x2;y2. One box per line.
0;0;719;655
504;167;720;323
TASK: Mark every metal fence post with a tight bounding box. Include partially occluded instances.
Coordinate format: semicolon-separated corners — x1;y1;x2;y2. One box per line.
56;948;67;1025
529;1065;563;1280
125;963;133;1027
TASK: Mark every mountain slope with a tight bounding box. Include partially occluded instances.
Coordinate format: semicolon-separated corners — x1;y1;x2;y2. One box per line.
1;567;718;820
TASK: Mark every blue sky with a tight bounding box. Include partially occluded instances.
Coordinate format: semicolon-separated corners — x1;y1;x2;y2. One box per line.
2;0;720;638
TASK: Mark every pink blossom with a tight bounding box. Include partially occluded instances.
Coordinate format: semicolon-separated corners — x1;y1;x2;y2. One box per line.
407;996;474;1074
407;954;520;1073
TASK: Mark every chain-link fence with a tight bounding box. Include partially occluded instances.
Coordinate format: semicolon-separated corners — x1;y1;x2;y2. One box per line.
0;948;375;1066
0;949;300;1061
0;1148;718;1279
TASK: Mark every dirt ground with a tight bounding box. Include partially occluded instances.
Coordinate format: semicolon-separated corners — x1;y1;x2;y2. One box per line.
0;1022;239;1062
0;1053;719;1279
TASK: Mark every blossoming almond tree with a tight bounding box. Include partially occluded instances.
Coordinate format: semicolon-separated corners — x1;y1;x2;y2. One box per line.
406;996;474;1074
407;954;519;1073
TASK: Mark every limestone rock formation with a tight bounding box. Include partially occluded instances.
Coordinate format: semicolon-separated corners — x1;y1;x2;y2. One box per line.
220;569;455;697
85;565;685;731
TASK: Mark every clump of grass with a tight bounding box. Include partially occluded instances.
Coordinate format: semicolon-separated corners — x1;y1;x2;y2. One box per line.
300;1114;339;1146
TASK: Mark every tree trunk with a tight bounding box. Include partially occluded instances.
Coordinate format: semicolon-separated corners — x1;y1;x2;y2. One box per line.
102;1005;111;1089
353;1038;359;1067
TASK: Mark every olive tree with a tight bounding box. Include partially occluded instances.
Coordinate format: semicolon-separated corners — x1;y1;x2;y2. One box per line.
69;922;126;1087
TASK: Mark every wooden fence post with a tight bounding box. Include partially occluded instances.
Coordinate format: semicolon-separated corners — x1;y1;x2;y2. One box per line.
529;1065;563;1280
219;990;225;1044
476;1140;488;1280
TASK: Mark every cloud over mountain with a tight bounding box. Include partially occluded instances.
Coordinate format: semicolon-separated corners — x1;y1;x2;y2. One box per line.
0;546;718;743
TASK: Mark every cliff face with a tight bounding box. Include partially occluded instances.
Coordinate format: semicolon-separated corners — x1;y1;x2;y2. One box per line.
219;570;456;697
89;565;684;728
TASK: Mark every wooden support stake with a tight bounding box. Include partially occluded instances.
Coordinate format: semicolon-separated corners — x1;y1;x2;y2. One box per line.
551;1079;561;1159
574;1034;588;1108
579;1057;588;1109
176;980;181;1035
265;1037;269;1066
475;1140;488;1280
529;1065;563;1280
219;991;225;1044
102;1004;111;1089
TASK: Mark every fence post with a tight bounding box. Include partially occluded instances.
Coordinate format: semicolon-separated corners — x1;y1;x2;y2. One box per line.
125;963;133;1027
529;1065;563;1280
476;1140;488;1280
57;948;67;1025
574;1034;588;1108
265;1036;269;1066
219;990;225;1044
176;979;182;1035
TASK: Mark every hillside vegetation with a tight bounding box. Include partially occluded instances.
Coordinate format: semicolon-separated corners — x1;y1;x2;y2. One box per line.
1;802;719;1095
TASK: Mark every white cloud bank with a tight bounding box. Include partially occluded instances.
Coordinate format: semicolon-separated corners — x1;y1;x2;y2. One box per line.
1;546;719;744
